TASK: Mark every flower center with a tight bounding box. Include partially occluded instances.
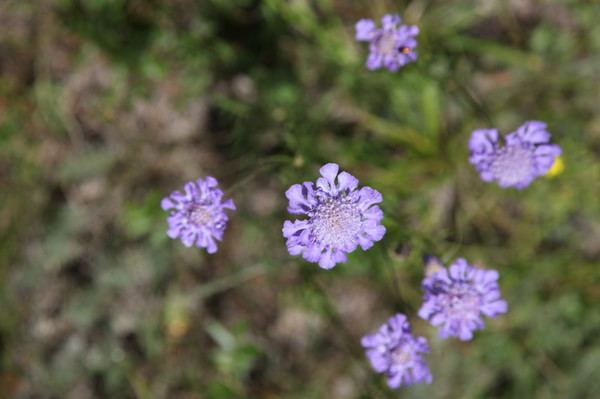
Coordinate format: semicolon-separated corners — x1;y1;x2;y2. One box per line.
442;285;481;319
310;198;362;247
188;203;212;226
390;344;411;365
374;32;397;55
490;144;533;186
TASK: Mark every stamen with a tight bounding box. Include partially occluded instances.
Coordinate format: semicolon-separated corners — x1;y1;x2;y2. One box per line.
189;203;212;225
443;285;481;319
375;32;397;55
491;145;533;187
311;198;362;247
391;345;411;365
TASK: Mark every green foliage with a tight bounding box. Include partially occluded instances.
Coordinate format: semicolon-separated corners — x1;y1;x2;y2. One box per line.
206;320;262;380
2;0;600;398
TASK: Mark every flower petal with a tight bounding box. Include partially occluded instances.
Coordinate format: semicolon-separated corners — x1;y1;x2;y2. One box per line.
337;171;359;192
355;18;376;41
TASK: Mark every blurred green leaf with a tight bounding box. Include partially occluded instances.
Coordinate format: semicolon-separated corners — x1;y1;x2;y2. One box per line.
58;150;119;182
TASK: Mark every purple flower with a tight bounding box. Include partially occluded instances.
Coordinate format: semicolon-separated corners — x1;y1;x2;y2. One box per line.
355;14;419;72
282;163;386;269
418;258;508;341
161;177;235;253
469;120;562;189
361;314;432;389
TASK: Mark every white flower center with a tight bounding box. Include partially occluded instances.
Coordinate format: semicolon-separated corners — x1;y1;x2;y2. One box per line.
374;32;397;55
442;285;481;319
189;203;212;225
491;145;533;186
311;199;362;247
390;344;411;366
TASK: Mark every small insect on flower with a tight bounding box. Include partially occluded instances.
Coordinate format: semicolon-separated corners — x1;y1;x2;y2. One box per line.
282;163;386;270
355;14;419;72
418;258;508;341
361;314;433;389
161;177;235;253
468;120;562;189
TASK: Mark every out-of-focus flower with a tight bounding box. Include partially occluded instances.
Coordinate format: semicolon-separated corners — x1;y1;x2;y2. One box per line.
422;255;445;277
418;258;508;341
468;120;562;189
355;14;419;72
161;177;235;253
545;155;564;177
361;313;432;388
282;163;386;269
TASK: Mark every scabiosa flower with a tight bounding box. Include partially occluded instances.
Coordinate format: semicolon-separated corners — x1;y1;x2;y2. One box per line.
418;258;508;341
282;163;386;270
355;14;419;72
468;120;562;189
161;177;235;253
361;314;432;388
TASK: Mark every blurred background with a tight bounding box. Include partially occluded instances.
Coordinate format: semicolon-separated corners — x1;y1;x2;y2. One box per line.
1;0;600;398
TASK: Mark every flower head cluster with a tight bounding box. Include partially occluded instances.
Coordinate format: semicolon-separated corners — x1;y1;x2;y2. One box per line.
361;314;432;388
418;258;508;341
161;177;235;253
355;14;419;72
282;163;386;269
469;120;562;189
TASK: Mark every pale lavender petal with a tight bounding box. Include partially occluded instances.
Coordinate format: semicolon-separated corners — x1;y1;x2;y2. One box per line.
318;249;347;270
365;349;389;373
204;176;218;188
337;171;359;192
481;300;508;317
355;19;376;41
381;14;401;29
362;205;383;221
430;313;445;326
514;120;550;144
181;230;195;247
387;372;403;389
316;164;340;195
362;221;386;242
407;25;419;36
204;235;218;254
458;322;475;341
361;333;384;348
366;52;383;70
319;162;339;184
356;187;383;211
303;243;323;263
469;129;498;154
533;144;562;172
221;198;235;210
184;182;198;199
161;198;175;210
286;183;316;214
282;220;310;238
167;227;180;239
357;233;375;251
